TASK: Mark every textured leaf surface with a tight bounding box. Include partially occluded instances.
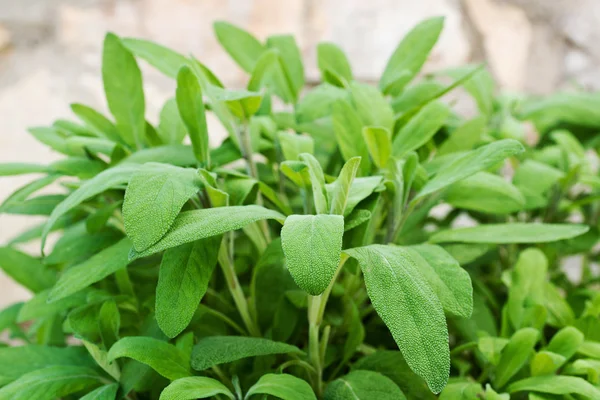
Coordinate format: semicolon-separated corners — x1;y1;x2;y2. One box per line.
102;33;145;147
0;365;103;400
108;337;190;380
245;373;316;400
430;223;589;244
281;214;344;295
324;370;406;400
129;205;284;259
159;377;234;400
156;237;220;338
123;163;202;251
48;238;131;302
344;245;449;393
191;336;302;371
416;139;524;199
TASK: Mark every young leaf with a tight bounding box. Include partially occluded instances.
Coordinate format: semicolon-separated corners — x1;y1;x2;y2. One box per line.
245;373;316;400
129;205;284;259
0;365;103;400
332;100;372;176
122;37;189;78
0;163;49;176
278;131;314;161
350;82;395;131
438;115;486;156
317;42;353;85
17;290;87;322
508;375;600;399
158;98;187;144
47;238;131;302
214;21;265;73
494;328;539;388
380;17;445;95
156;237;221;338
190;336;302;371
102;33;145;148
176;66;210;166
328;157;361;215
392;101;449;158
416;139;525;199
266;35;304;98
344;245;450;393
108;336;191;380
281;214;344;296
362;126;391;169
430;223;589;244
299;153;329;214
324;370;406;400
159;377;234;400
0;247;56;293
80;384;119;400
546;326;584;359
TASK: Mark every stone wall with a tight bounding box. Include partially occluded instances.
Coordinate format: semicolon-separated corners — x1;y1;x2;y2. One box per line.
0;0;598;306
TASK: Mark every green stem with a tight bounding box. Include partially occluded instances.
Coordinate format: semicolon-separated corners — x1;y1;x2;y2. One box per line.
218;242;261;337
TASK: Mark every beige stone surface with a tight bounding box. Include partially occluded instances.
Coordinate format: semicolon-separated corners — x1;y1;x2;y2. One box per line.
0;0;598;306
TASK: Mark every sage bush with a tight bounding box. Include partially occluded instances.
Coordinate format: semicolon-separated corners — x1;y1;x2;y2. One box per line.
1;16;599;400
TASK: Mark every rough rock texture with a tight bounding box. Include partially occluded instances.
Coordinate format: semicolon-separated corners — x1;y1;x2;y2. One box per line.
0;0;597;305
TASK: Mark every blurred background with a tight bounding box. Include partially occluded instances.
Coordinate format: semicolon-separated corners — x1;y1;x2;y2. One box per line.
1;0;599;305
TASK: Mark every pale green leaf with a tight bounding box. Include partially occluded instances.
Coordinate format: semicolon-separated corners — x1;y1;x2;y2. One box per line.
158;98;187;144
328;157;361;215
48;238;131;302
350;82;394;131
324;370;406;400
508;375;600;399
546;326;584;359
495;328;539;388
317;42;353;85
439;382;483;399
430;223;589;244
344;176;383;216
102;33;145;147
122;37;189;78
278;131;314;161
392;101;449;158
438;115;486;156
344;245;449;393
160;377;234;400
191;336;302;371
0;163;49;176
281;214;344;296
156;237;221;338
266;35;304;98
333;99;372;175
214;21;265;73
108;336;191;380
299;153;328;214
362;126;391;169
70;103;121;142
245;373;316;400
129;205;284;259
530;351;565;376
417;139;524;199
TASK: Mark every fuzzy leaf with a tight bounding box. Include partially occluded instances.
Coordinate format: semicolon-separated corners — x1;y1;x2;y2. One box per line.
156;237;221;338
191;336;302;371
160;377;234;400
430;223;589;244
245;373;316;400
281;214;344;296
129;205;284;259
324;370;406;400
108;337;191;380
344;245;449;393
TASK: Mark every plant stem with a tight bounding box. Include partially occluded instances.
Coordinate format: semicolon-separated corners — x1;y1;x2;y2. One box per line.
218;241;261;337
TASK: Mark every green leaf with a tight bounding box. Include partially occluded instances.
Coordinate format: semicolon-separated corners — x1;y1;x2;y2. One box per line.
41;163;141;253
245;373;316;400
328;157;361;215
17;290;86;322
530;351;565;376
281;214;344;296
47;238;131;302
495;328;539;388
214;21;265;73
317;42;353;85
83;341;120;381
156;237;221;338
518;92;600;129
0;247;55;293
102;33;145;147
122;37;189;78
508;375;600;399
417;139;524;199
0;163;49;176
191;336;302;371
45;222;119;265
98;301;120;349
176;66;210;165
108;336;191;380
299;153;329;214
332;100;372;176
577;341;600;358
247;49;296;104
80;384;119;400
546;326;584;359
344;245;449;393
70;103;121;142
266;35;304;98
278;131;314;161
392;101;449;158
213;87;263;119
438;115;486;156
430;223;589;244
324;370;406;400
129;205;284;259
344;176;383;216
445;66;495;115
439;382;483;399
350;82;395;131
444;172;525;214
380;17;444;95
406;244;473;318
0;366;103;400
159;377;234;400
362;126;391;169
157;98;187;144
123;163;201;251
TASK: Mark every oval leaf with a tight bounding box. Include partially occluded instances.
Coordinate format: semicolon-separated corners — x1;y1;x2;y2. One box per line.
159;377;234;400
324;370;406;400
245;373;316;400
